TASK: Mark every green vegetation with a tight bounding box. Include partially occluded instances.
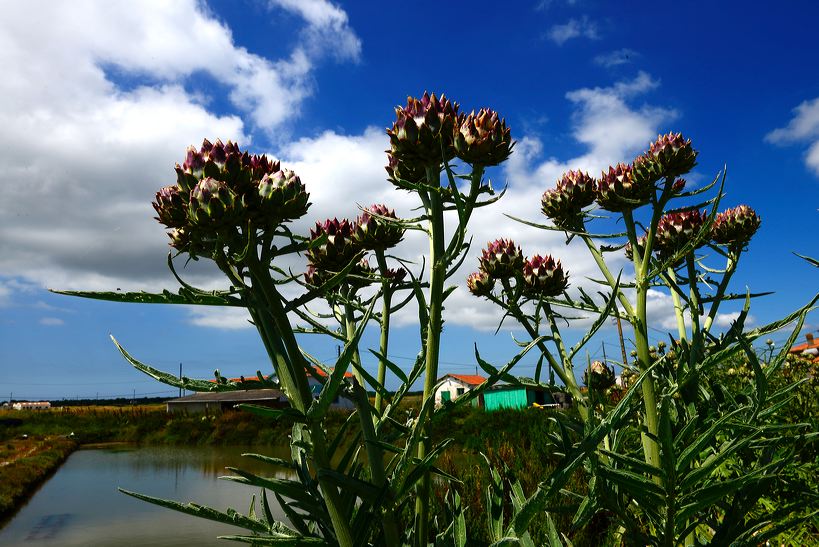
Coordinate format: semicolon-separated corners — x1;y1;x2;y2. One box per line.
0;436;77;520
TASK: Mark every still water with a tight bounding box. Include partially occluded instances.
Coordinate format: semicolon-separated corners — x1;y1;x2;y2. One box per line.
0;445;294;546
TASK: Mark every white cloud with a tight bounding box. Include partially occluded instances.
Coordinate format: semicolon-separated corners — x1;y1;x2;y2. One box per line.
187;307;254;330
594;48;639;68
0;0;361;296
766;97;819;176
269;0;362;62
547;16;599;45
39;317;65;326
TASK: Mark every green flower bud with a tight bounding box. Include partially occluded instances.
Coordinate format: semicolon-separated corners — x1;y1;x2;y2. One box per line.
454;108;513;167
479;239;524;280
522;254;569;298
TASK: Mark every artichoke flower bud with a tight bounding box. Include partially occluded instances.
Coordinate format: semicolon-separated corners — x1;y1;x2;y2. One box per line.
387;92;459;171
355;204;405;250
183;145;205;173
712;205;761;247
168;227;191;252
522;254;569;298
623;234;647;262
153;185;188;228
596;163;652;212
541;170;596;229
384;267;407;284
479;239;524;280
585;360;616;391
467;270;495;297
454;108;513;167
188;177;240;226
307;218;362;271
386;152;427;188
648;132;698;178
654;209;707;260
257;169;310;226
631;153;665;188
304;265;330;288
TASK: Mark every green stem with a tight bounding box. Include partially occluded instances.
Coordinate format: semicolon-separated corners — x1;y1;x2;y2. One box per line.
374;250;393;414
622;211;662;479
580;234;635;318
667;268;688;342
543;302;589;423
414;170;446;546
341;286;366;388
702;250;738;333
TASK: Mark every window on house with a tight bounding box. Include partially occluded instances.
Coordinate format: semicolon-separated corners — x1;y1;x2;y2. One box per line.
456;388;465;396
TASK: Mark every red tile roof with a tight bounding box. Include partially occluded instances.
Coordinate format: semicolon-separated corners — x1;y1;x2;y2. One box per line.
443;373;486;386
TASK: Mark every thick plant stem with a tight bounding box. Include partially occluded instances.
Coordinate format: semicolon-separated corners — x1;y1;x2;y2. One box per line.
581;234;635;318
703;250;737;333
374;250;392;414
667;268;688;342
341;288;366;388
622;211;662;479
246;263;354;547
414;180;446;546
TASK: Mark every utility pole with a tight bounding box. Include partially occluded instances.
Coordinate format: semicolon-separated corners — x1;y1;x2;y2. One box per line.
179;363;183;397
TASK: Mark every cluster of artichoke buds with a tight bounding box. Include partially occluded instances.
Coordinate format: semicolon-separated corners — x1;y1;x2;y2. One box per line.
624;205;760;263
468;240;568;299
354;204;405;250
585;360;616;391
541;170;597;230
305;208;406;292
653;209;708;261
540;132;697;225
711;205;761;248
153;139;309;257
386;92;513;188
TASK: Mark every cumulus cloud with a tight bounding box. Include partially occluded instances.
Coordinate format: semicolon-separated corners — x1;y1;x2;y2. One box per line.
187;307;254;330
547;16;599;45
0;0;361;296
594;48;639;68
39;317;65;326
766;97;819;176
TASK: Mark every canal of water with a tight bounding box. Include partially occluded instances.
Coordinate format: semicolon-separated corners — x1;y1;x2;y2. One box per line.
0;445;293;546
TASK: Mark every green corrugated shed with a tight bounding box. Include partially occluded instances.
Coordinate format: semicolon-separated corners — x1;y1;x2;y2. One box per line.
480;387;529;410
475;386;558;411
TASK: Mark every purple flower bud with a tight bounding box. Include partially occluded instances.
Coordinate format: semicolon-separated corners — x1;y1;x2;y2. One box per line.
541;170;596;229
355;204;404;250
454;108;513;167
585;361;615;391
387;92;459;172
467;270;495;297
153;185;187;228
654;209;707;260
522;254;569;298
712;205;761;247
479;239;524;280
648;132;698;178
307;218;363;271
596;163;652;212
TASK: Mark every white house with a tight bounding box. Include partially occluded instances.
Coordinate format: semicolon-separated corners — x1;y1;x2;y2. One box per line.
434;374;486;406
12;401;51;410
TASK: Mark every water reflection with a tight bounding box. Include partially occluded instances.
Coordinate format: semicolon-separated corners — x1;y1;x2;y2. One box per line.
0;445;294;546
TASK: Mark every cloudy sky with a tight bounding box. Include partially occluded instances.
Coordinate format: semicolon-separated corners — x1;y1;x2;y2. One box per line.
1;0;817;401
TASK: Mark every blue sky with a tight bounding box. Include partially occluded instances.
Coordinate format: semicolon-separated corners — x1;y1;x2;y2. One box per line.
1;0;817;401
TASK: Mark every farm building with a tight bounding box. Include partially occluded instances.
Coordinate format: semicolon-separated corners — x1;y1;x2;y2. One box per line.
472;384;572;411
166;389;287;414
434;374;486;406
11;401;51;411
789;333;819;363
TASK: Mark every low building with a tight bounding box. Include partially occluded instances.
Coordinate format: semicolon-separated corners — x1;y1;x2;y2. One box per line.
166;389;287;414
473;384;572;411
434;374;486;406
12;401;51;411
789;333;819;363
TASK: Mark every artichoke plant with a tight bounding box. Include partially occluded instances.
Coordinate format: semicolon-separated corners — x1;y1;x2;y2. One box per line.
454;108;513;167
354;204;405;250
467;270;495;297
307;218;362;272
653;208;707;261
596;162;652;212
712;204;761;246
521;254;569;298
584;360;616;391
387;91;459;171
541;170;596;230
479;238;524;280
